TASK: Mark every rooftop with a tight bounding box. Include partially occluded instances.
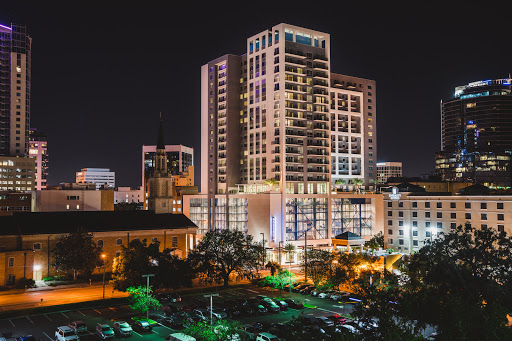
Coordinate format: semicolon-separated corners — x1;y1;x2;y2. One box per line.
0;211;197;236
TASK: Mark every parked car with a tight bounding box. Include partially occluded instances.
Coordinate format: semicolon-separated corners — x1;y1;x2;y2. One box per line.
300;285;316;294
180;304;199;313
14;336;37;341
156;293;171;303
272;298;288;310
241;324;258;339
162;314;185;329
330;291;350;301
284;298;304;309
166;333;196;341
68;321;87;334
248;298;269;314
316;316;335;328
207;307;228;319
193;308;212;322
318;290;335;299
131;320;152;332
180;312;202;326
55;326;80;341
168;292;182;302
326;314;348;325
164;304;180;316
96;324;115;340
310;288;323;296
292;284;309;293
236;299;256;315
256;332;280;341
259;299;281;313
112;321;133;337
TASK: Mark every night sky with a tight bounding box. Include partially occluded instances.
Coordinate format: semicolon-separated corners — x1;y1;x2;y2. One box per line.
1;3;510;189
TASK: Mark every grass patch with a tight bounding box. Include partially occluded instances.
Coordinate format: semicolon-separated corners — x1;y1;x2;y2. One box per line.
303;304;317;309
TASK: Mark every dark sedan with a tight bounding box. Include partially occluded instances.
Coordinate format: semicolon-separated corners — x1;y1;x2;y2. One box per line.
284;298;304;309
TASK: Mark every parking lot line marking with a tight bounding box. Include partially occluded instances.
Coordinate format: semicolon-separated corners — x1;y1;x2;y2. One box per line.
61;312;69;318
93;309;102;314
43;332;53;341
26;316;34;324
133;331;143;338
77;310;86;316
44;314;53;321
8;319;14;327
157;322;172;330
317;307;341;315
246;289;259;293
152;330;160;335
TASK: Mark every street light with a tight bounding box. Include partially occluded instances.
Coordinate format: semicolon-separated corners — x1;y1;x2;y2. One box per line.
142;274;155;323
101;254;107;300
204;293;219;325
260;233;265;268
278;241;283;266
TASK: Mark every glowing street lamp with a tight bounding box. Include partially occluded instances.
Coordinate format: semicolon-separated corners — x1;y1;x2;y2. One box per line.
101;254;107;299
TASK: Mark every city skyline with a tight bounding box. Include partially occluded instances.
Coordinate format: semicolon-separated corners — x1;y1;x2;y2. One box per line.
0;4;510;189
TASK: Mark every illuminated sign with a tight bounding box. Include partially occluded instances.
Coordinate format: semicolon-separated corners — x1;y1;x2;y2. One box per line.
271;216;276;242
389;187;401;201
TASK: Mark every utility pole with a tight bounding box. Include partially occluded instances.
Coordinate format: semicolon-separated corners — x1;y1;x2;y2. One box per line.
101;254;107;299
142;274;155;322
204;293;219;326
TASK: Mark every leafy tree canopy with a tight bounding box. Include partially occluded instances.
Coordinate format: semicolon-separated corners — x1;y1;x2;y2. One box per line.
188;229;263;287
126;285;162;314
52;230;102;280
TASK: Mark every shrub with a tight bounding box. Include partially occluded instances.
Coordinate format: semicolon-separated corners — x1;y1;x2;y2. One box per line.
15;277;36;289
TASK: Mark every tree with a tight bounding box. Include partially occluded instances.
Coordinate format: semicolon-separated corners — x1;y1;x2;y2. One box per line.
126;285;162;314
302;249;334;286
365;231;384;250
52;230;102;280
265;261;281;276
112;238;194;291
334;179;346;192
183;320;246;341
400;224;512;340
332;252;378;289
263;268;296;297
350;272;425;340
350;178;364;193
188;229;263;287
264;177;279;191
284;243;296;263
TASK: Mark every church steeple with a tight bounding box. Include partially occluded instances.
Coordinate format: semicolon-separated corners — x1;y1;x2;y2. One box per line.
148;113;173;214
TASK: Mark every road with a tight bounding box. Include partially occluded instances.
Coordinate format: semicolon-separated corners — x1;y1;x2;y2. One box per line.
0;283;437;340
0;283;128;312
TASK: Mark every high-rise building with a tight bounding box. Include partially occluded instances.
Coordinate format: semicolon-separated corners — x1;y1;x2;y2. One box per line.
0;156;35;191
0;23;31;157
201;23;376;197
186;24;382;261
29;129;48;190
436;78;512;188
376;162;402;184
76;168;115;189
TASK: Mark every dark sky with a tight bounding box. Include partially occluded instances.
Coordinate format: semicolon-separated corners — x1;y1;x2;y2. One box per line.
1;3;510;189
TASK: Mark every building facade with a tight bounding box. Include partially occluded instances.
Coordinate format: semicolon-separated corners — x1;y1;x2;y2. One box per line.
0;23;32;157
76;168;115;189
34;188;114;212
0;155;35;191
384;190;512;254
376;162;402;184
29;128;48;190
0;191;31;215
114;187;143;205
142;144;194;209
0;211;197;284
436;78;512;188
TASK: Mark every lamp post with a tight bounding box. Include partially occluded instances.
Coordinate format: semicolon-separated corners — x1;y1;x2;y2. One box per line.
204;293;219;326
142;274;155;323
101;254;107;300
278;241;283;265
260;232;265;269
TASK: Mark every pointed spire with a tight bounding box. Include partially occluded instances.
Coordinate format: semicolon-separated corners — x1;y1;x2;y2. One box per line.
157;112;165;150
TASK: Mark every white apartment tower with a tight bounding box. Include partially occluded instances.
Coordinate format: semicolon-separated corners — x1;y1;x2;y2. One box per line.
201;24;377;196
76;168;115;189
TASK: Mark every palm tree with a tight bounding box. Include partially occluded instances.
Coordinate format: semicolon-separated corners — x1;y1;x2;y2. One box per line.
284;243;296;263
264;177;280;191
334;179;346;192
350;178;364;193
265;261;281;276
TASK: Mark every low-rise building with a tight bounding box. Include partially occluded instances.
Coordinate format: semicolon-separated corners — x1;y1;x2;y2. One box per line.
114;187;143;205
0;211;198;285
34;186;114;212
76;168;115;189
383;186;512;254
0;191;32;216
376;162;402;184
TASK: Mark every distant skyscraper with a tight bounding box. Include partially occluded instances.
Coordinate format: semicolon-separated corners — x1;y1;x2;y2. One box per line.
29;128;48;190
0;23;31;157
436;78;512;188
76;168;115;189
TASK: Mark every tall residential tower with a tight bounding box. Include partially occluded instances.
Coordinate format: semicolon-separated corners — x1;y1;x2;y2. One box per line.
0;23;31;157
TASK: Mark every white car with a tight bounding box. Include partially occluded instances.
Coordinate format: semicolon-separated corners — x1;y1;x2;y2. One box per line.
55;326;80;341
318;291;334;299
256;332;280;341
207;307;227;319
113;321;133;337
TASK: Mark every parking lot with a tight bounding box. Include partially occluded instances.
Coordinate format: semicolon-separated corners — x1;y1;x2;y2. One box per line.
0;284;358;340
